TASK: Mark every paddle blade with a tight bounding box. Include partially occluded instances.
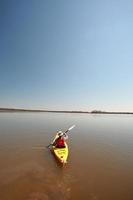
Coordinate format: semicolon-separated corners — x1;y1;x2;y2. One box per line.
64;125;76;134
68;125;75;131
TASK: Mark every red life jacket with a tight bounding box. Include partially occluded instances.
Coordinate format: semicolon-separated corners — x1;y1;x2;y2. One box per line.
56;138;65;148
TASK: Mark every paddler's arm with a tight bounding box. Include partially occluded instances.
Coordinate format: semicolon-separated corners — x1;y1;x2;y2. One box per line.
63;133;68;140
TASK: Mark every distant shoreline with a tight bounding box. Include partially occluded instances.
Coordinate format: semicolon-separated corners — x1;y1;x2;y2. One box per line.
0;108;90;113
0;108;133;114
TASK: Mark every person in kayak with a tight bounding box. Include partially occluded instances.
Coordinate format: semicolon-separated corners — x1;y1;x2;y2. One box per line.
53;131;68;148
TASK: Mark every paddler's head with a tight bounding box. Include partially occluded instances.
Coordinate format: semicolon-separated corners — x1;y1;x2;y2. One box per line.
58;131;64;137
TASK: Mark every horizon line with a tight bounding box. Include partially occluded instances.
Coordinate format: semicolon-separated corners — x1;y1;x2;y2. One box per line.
0;107;133;114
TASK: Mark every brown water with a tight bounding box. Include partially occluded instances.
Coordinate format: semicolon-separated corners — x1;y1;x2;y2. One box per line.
0;112;133;200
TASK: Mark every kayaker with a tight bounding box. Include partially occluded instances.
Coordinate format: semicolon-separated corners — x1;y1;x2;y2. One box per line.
53;131;68;148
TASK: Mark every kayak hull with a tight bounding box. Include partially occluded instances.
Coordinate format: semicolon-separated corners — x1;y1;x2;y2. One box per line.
51;134;68;164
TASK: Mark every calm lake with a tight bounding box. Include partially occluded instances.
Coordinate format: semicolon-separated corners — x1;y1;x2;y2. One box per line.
0;112;133;200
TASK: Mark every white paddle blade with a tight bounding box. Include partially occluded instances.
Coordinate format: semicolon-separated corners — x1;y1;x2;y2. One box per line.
68;125;75;131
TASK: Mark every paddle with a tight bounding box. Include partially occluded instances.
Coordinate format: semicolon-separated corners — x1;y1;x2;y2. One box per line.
46;125;75;148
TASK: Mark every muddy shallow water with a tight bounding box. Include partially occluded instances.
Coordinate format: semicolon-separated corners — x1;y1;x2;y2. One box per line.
0;112;133;200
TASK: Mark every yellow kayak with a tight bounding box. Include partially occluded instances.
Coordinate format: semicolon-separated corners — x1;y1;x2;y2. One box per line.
51;134;69;164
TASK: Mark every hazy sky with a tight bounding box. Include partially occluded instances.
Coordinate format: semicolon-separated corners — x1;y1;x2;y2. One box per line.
1;0;133;111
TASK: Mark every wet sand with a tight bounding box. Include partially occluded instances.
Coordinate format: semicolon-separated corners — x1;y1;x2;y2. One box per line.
0;112;133;200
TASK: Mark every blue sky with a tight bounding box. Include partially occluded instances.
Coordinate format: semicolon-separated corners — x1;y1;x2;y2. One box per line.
1;0;133;111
